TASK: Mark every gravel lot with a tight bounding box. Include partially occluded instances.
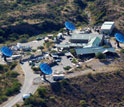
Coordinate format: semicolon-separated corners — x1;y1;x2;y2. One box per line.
52;56;73;74
20;40;44;50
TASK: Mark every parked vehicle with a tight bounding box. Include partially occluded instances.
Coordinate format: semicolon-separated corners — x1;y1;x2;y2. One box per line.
22;93;32;100
55;58;61;62
53;74;65;81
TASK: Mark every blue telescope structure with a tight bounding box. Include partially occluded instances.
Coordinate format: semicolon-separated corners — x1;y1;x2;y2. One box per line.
40;63;52;82
65;21;75;35
115;33;124;48
1;46;13;62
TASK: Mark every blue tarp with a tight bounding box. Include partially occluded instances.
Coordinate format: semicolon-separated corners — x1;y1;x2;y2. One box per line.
1;46;13;57
115;33;124;43
40;63;52;75
65;21;75;31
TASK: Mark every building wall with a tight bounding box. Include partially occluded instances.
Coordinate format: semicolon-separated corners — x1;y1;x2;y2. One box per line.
70;39;88;43
101;24;115;35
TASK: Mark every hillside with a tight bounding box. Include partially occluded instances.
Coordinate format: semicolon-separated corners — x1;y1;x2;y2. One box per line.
22;71;124;107
0;0;123;43
88;0;124;32
0;0;88;43
0;62;21;104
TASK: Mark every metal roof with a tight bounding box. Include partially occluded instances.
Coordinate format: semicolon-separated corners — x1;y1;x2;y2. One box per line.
75;47;115;55
101;21;114;30
71;33;103;41
85;37;101;48
56;44;70;48
57;36;102;48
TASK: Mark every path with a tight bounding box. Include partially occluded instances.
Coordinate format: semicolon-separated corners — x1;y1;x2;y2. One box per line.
3;62;39;107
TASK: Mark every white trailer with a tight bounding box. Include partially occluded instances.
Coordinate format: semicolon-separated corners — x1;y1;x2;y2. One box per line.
53;74;65;81
101;22;115;35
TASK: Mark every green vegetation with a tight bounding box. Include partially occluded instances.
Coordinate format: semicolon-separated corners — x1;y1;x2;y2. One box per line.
120;49;124;53
80;100;87;107
72;58;77;63
0;63;21;104
96;52;106;59
0;0;89;43
50;50;57;53
22;71;124;106
37;87;48;97
0;0;123;43
70;49;76;56
37;46;44;50
103;45;110;48
31;67;40;71
63;66;71;70
32;49;36;52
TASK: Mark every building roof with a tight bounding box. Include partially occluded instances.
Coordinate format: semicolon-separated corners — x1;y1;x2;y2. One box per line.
57;33;103;48
57;36;102;48
56;44;70;48
85;37;101;48
71;33;103;41
101;21;115;30
75;47;115;55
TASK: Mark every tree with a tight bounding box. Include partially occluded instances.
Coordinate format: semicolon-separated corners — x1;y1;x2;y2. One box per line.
19;38;27;43
96;52;106;59
70;49;76;56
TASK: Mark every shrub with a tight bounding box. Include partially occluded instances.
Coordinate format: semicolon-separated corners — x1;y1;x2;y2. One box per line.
114;70;121;75
103;45;110;48
50;50;57;53
32;67;40;71
32;49;36;52
37;46;44;50
49;96;56;101
24;96;46;106
5;88;13;96
120;49;124;53
96;52;106;59
70;49;76;56
100;59;107;62
37;87;47;97
122;96;124;100
63;66;71;70
6;71;19;78
10;62;17;70
0;64;4;73
72;58;77;63
85;65;92;69
5;81;21;96
91;98;97;104
0;96;8;104
46;42;53;48
80;100;87;107
87;73;93;79
60;79;69;86
19;38;27;43
15;104;20;107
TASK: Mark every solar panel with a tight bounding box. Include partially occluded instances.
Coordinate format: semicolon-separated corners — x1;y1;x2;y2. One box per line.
115;33;124;43
40;63;52;75
1;46;13;57
65;21;75;31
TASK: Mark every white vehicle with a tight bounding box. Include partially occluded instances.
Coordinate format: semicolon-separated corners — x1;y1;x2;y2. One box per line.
53;74;65;81
22;93;32;100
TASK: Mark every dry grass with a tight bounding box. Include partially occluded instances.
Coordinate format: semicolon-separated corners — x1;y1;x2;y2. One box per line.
14;62;24;84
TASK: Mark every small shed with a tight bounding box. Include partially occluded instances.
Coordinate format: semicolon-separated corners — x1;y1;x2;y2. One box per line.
101;22;115;35
57;33;63;39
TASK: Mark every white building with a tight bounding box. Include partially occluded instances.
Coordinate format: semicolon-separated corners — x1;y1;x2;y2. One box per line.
101;22;115;35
